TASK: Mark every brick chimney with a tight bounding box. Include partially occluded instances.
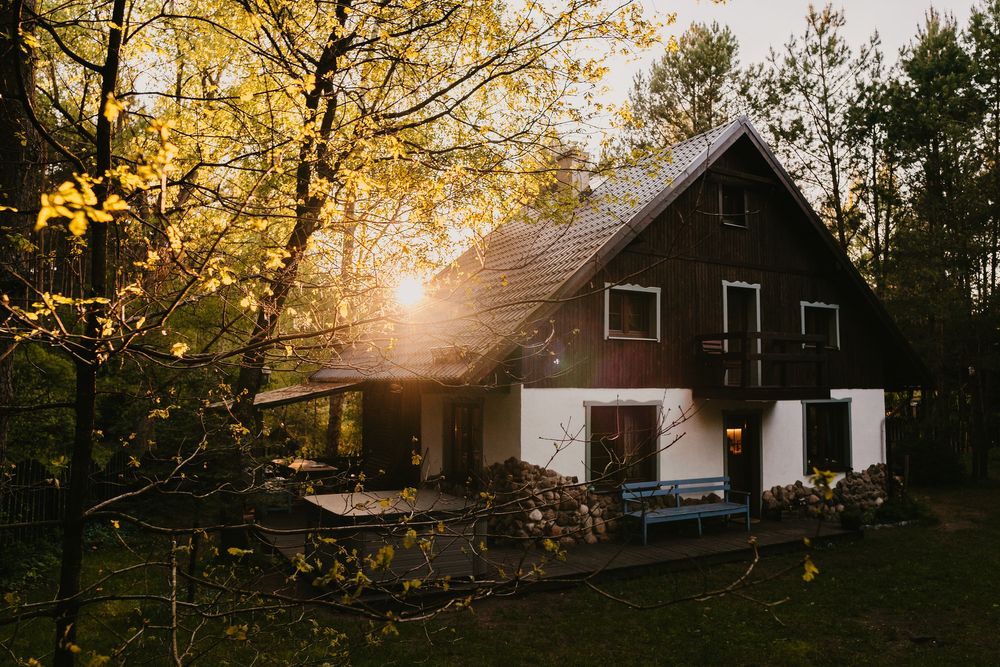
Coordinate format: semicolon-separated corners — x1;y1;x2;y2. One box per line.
555;146;591;195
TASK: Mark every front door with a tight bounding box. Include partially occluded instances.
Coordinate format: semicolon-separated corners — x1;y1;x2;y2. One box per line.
444;401;483;488
724;412;761;517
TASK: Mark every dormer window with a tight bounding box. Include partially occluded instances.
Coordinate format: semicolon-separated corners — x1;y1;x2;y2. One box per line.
720;183;748;228
801;301;840;349
605;284;660;341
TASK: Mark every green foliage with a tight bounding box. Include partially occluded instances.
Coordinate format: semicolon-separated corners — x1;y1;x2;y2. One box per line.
615;21;744;154
871;494;935;525
752;4;875;250
0;537;61;590
7;345;75;464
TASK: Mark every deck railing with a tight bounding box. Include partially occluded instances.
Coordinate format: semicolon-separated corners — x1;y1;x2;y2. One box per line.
694;332;829;399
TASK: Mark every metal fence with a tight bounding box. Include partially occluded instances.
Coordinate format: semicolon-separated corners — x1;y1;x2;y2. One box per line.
0;451;137;547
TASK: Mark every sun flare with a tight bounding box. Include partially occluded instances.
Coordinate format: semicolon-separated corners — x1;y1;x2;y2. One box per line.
394;276;425;307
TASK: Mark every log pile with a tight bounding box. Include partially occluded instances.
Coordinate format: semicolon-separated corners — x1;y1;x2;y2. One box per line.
484;458;621;546
761;464;898;519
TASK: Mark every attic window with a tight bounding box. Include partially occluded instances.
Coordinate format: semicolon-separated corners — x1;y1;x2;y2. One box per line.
720;183;748;228
605;284;660;341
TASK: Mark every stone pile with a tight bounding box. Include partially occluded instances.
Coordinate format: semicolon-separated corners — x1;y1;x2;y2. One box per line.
484;457;621;546
761;464;898;519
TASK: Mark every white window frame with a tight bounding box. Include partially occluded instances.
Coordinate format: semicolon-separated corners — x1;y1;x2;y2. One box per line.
722;280;762;384
801;398;852;475
800;301;840;350
604;283;661;342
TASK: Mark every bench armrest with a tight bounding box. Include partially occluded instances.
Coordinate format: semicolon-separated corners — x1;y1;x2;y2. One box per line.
727;489;751;505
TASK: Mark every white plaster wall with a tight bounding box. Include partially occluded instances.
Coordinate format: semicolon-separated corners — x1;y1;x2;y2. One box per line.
519;387;886;490
760;400;801;489
838;388;886;474
483;386;522;466
518;388;724;482
419;393;444;481
761;388;886;488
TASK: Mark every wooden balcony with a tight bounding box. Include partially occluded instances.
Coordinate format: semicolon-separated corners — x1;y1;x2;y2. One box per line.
694;332;830;400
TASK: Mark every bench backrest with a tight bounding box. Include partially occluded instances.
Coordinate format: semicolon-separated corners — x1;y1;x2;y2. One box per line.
621;476;733;508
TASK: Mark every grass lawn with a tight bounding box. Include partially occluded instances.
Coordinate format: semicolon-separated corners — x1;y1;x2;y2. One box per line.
3;483;999;665
347;483;1000;667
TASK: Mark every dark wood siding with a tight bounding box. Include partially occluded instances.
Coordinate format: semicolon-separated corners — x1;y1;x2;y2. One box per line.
519;136;894;390
361;383;421;488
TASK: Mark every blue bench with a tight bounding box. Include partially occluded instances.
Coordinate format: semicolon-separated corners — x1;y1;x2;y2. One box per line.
621;476;751;545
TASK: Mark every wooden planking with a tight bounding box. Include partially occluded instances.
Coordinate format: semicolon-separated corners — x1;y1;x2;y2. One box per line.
361;383;422;488
260;511;856;591
521;135;895;390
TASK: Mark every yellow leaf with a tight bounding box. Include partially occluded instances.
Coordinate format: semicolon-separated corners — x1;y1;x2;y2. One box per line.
103;194;128;212
35;203;57;231
402;529;417;549
802;554;819;582
68;211;88;236
103;93;125;123
170;342;189;357
111;520;120;529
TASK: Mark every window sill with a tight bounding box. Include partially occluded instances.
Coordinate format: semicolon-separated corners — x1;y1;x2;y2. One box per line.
805;465;851;475
606;335;659;342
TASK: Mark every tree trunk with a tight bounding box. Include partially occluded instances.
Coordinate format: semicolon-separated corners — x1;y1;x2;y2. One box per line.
0;0;43;461
52;0;124;663
326;393;344;458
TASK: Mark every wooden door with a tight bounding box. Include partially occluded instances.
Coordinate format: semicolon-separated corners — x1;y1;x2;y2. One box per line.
444;401;483;487
724;411;761;517
725;284;760;386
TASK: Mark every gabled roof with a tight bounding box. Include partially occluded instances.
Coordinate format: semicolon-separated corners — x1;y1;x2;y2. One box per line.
313;117;927;387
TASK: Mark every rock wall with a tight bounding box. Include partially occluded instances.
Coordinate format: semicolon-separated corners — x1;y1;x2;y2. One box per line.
762;464;898;519
484;458;621;546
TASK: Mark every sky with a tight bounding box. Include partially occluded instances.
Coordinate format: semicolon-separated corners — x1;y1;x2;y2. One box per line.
600;0;981;104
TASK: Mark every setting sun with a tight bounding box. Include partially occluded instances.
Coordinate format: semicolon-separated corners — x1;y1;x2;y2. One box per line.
394;276;425;307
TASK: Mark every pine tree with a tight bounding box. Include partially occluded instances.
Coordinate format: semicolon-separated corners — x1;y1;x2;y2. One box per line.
620;21;743;151
753;4;874;251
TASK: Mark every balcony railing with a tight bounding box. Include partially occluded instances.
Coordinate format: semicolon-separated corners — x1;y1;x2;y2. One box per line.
694;332;830;400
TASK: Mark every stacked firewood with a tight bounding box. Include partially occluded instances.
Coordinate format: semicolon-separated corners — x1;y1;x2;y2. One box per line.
483;457;621;546
762;464;897;519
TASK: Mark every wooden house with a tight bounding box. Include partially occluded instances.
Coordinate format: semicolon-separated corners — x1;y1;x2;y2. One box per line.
263;117;925;512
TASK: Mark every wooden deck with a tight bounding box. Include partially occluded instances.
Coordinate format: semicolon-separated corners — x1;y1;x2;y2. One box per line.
254;507;856;594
